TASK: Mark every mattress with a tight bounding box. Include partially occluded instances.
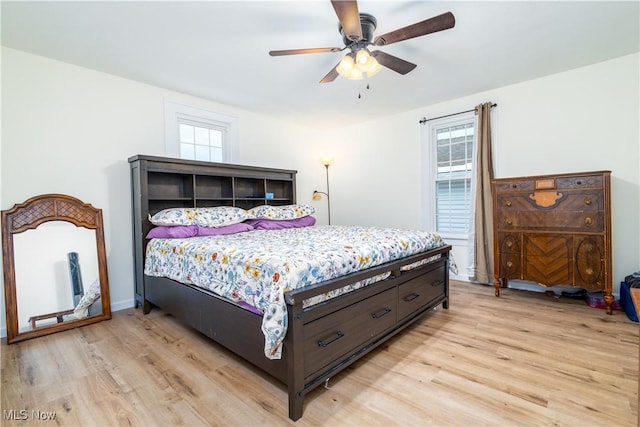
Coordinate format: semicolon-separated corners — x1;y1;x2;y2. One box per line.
144;225;449;358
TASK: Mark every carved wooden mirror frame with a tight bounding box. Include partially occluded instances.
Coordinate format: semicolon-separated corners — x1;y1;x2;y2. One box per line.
2;194;111;344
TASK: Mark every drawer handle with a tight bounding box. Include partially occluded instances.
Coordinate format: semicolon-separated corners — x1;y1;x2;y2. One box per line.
506;218;512;225
584;197;592;205
318;331;345;348
506;241;513;248
585;267;594;276
403;293;420;302
507;261;513;268
584;217;592;225
505;200;512;207
431;280;444;287
371;307;392;319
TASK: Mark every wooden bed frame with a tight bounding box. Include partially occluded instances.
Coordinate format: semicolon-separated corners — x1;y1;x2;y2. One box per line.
129;155;451;420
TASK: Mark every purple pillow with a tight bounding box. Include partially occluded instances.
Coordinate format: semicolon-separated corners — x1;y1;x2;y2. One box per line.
197;222;254;236
245;216;316;230
146;225;198;239
146;222;254;239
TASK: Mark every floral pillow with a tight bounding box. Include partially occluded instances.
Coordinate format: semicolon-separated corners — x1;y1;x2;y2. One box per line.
73;278;101;319
247;204;315;220
149;206;248;227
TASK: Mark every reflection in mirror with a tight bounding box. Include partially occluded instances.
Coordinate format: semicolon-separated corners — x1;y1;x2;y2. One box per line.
2;194;111;344
13;222;101;332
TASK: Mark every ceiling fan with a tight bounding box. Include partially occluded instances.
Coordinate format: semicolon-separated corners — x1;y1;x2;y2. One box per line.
268;0;455;83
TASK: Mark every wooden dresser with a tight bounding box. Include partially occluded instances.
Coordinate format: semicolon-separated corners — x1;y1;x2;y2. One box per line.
492;171;613;313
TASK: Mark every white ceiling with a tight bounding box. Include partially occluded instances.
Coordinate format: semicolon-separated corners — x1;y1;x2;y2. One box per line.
2;1;639;129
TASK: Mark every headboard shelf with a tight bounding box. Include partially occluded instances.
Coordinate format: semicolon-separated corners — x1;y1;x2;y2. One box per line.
129;155;297;307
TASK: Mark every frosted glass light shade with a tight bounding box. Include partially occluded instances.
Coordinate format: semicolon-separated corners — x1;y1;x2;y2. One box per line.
336;55;355;76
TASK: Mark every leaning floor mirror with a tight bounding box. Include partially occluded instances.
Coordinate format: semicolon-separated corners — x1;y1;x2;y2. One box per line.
2;194;111;344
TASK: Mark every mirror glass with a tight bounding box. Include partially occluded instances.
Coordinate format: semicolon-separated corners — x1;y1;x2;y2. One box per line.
2;193;111;344
13;222;101;331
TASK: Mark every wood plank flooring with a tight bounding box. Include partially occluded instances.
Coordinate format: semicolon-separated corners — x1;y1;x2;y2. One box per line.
2;280;638;426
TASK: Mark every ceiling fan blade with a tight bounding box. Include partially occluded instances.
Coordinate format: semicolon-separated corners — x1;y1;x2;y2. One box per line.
269;47;342;56
374;11;455;46
371;50;417;75
319;64;340;84
331;0;362;41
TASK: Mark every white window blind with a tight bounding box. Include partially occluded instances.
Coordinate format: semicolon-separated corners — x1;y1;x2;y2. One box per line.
434;121;474;234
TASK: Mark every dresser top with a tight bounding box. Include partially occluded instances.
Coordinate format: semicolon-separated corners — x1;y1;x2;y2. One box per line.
493;170;610;183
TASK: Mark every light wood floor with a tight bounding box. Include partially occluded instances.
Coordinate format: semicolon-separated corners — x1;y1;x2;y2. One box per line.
2;281;638;426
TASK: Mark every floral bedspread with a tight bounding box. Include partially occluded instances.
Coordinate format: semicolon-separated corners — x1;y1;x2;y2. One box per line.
144;225;448;359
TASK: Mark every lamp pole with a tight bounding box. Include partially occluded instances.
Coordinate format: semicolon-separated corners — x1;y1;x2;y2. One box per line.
324;164;331;225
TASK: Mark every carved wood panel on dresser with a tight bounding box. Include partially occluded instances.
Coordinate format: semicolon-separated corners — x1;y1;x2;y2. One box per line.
492;171;613;314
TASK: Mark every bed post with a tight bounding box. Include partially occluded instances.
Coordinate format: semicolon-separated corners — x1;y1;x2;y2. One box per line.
286;297;305;421
443;250;450;309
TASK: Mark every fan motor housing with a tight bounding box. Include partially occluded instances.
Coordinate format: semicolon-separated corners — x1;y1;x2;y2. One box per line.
339;13;377;45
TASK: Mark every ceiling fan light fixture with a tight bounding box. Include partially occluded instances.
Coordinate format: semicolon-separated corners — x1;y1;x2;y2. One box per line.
347;67;363;80
269;2;456;85
336;54;355;77
365;57;382;77
355;48;370;66
356;50;379;74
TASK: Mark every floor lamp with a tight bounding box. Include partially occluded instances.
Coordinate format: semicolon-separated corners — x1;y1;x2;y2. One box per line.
312;157;333;225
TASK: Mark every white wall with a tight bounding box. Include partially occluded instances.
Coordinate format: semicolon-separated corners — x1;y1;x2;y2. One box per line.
316;53;640;293
0;47;323;335
2;47;638;336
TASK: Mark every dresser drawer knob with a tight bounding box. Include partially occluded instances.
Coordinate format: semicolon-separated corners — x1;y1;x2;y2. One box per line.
584;197;592;205
505;200;512;207
585;267;594;276
506;241;513;248
506;261;513;268
371;307;392;319
318;331;345;348
506;219;512;225
584;217;592;225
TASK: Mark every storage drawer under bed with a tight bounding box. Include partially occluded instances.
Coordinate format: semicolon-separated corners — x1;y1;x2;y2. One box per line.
302;287;397;379
397;264;446;322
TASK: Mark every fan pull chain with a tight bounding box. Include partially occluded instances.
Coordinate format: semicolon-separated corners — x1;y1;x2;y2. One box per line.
357;82;371;99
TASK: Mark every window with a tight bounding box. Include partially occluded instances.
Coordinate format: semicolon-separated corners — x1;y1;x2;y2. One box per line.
422;113;475;237
164;101;238;163
178;120;223;162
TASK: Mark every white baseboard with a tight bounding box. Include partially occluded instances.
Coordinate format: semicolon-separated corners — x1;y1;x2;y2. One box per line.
110;298;135;312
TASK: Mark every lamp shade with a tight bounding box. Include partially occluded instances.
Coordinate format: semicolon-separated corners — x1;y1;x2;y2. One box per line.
336;54;355;77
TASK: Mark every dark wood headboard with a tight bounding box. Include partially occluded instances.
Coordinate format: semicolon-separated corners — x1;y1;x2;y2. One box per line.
128;154;297;308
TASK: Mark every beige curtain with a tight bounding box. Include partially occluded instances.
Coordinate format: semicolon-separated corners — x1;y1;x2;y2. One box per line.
470;102;494;283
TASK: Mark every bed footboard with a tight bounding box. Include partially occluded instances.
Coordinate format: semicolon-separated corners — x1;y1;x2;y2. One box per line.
284;245;451;420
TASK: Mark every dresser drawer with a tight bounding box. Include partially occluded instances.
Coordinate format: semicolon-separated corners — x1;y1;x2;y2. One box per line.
397;266;445;322
556;174;603;190
494;179;534;193
497;209;603;232
303;287;397;379
523;255;573;285
523;234;573;285
498;252;521;278
574;235;605;288
497;191;602;212
498;232;521;254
